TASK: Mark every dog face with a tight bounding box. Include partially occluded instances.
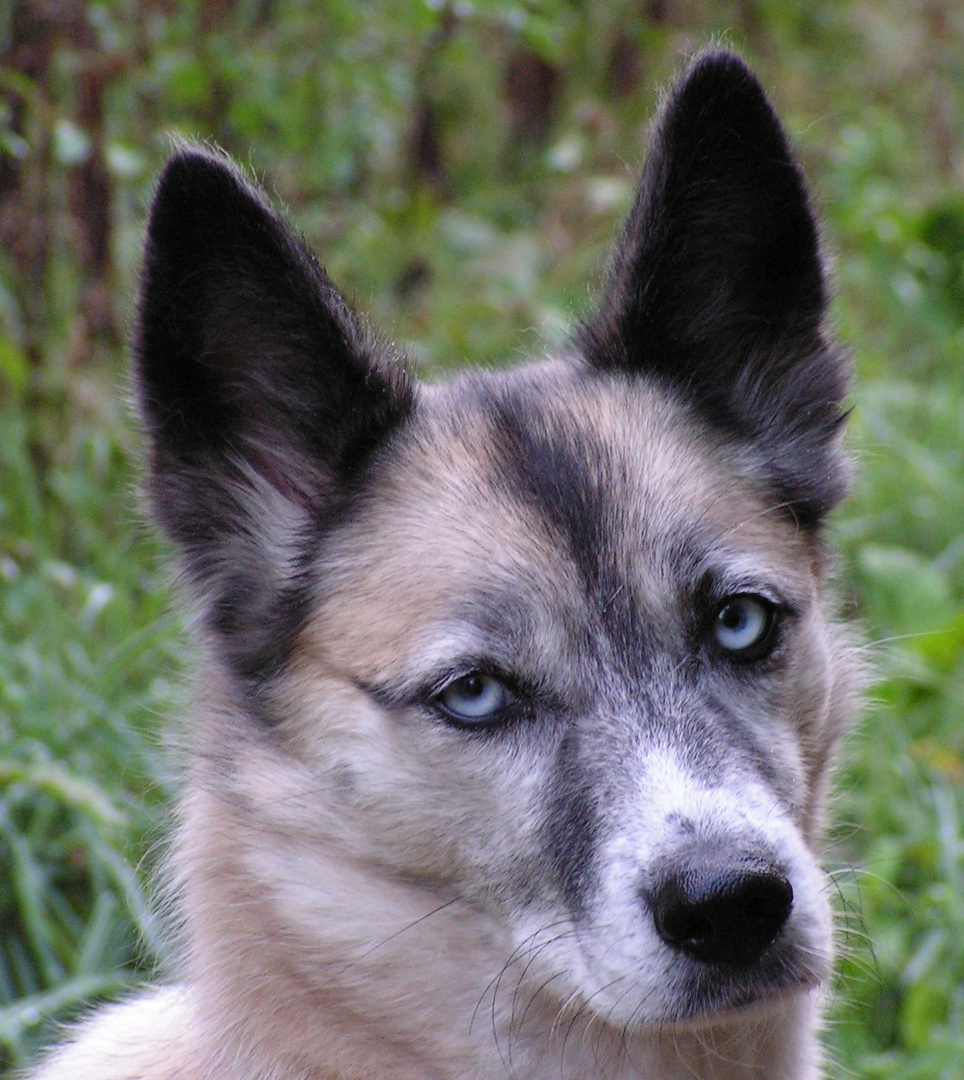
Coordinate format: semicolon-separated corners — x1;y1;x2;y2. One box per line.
136;52;854;1036
278;366;847;1027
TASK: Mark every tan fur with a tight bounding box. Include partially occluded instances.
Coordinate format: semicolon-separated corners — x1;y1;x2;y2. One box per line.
28;51;858;1080
29;377;855;1080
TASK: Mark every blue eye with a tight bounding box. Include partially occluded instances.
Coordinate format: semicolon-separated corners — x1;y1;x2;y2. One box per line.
436;672;511;723
714;595;776;658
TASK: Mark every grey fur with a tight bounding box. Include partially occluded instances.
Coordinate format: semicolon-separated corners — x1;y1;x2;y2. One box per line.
29;51;858;1080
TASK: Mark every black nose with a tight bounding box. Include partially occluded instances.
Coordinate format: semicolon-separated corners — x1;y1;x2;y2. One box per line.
647;845;793;967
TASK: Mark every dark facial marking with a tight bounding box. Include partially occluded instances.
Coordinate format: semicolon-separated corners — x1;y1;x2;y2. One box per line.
543;725;600;917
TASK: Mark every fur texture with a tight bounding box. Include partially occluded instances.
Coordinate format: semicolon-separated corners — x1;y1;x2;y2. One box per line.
29;51;857;1080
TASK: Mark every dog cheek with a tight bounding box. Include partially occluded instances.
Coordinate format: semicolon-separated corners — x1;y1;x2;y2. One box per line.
779;613;858;840
273;680;549;894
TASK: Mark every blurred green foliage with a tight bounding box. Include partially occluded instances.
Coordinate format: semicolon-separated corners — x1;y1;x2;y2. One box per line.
2;0;964;1075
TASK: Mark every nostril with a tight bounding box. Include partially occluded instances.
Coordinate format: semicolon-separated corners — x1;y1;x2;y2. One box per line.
648;856;793;967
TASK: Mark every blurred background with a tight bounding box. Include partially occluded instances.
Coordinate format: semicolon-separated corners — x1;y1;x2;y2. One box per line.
1;1;963;1075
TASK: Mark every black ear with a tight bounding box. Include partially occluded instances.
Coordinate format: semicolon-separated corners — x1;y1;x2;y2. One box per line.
134;147;415;702
579;51;849;524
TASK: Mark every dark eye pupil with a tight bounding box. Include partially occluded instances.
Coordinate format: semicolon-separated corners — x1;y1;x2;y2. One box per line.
721;605;745;629
458;674;484;697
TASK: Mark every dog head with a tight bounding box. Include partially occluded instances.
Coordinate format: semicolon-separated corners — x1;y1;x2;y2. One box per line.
136;52;854;1032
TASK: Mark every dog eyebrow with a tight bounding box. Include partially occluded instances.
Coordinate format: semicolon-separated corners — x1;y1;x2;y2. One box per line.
351;663;566;724
687;552;809;618
346;600;578;716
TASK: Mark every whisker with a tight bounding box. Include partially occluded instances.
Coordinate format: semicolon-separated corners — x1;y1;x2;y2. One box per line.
332;895;462;977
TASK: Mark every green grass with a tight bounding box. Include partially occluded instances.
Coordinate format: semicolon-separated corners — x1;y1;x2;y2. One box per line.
0;374;180;1067
2;2;964;1075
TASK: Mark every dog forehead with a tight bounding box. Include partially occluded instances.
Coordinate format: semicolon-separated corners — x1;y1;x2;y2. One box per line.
412;363;808;576
303;364;812;682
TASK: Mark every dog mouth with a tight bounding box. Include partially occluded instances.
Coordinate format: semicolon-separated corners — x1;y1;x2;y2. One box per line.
661;948;826;1027
530;902;828;1034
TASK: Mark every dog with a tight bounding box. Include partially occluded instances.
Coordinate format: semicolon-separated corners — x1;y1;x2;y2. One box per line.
30;50;858;1080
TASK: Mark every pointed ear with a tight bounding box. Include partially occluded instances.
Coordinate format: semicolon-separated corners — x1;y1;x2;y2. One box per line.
134;147;415;700
579;51;849;524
